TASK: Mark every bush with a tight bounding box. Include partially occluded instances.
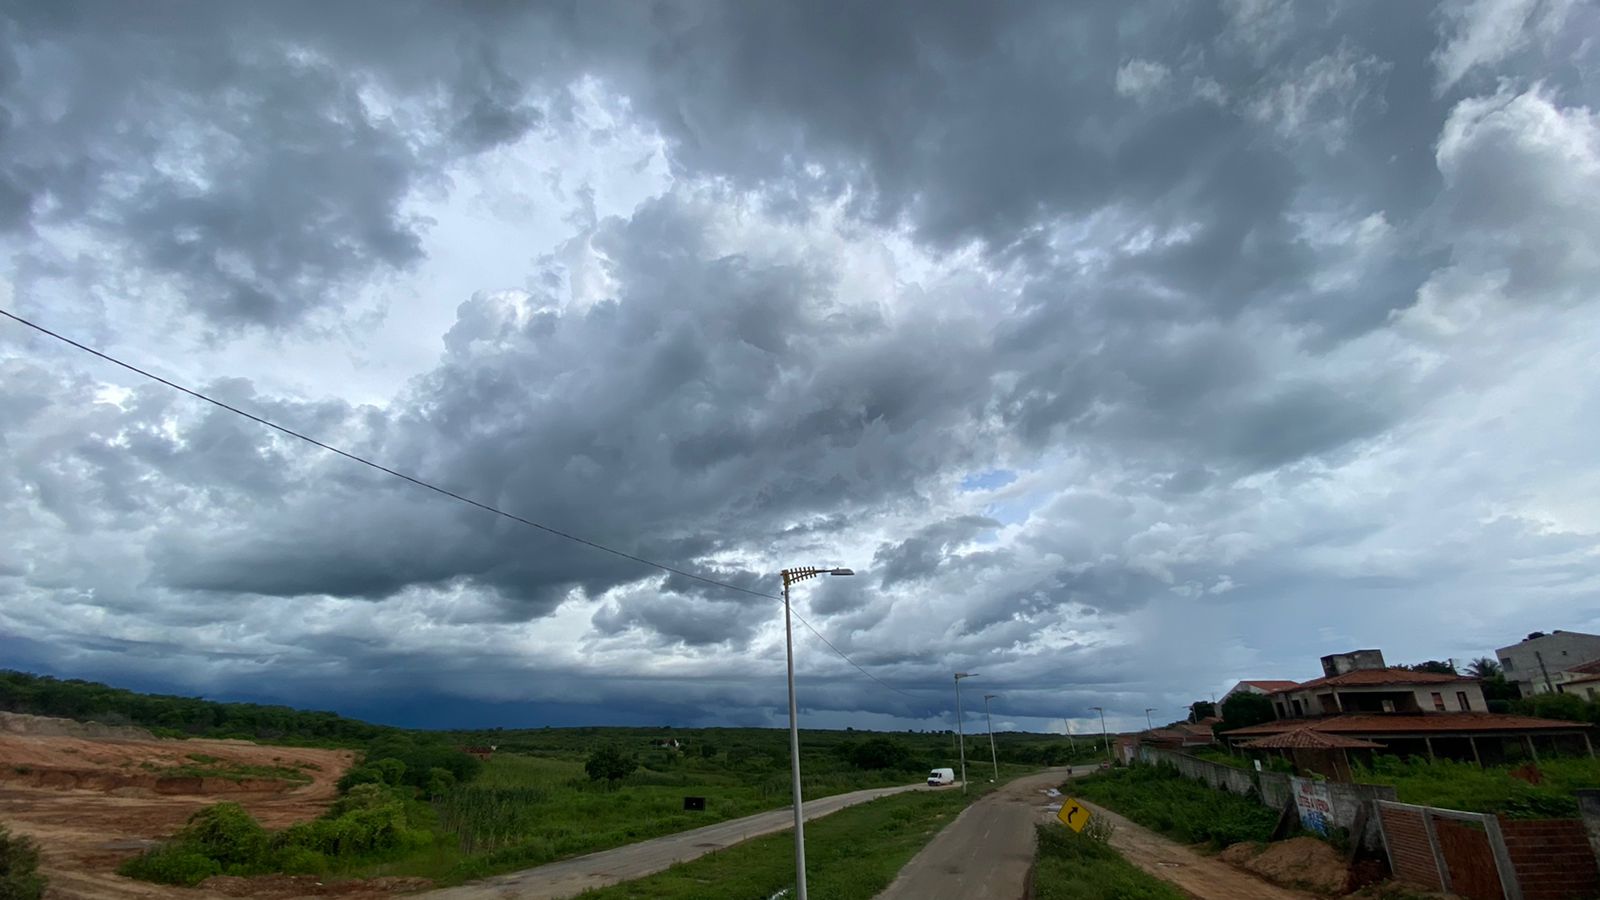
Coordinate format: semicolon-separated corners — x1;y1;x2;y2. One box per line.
843;738;915;771
426;767;457;797
585;745;638;783
0;825;46;900
118;846;222;887
272;846;327;875
174;803;269;868
371;758;407;786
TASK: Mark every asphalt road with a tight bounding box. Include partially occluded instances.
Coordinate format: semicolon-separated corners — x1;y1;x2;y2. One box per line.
427;781;927;900
874;766;1094;900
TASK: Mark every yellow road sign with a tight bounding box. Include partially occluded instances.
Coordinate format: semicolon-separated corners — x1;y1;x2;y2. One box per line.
1057;797;1091;832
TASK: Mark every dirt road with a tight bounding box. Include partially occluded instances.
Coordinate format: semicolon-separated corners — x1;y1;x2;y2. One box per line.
0;722;354;900
1069;800;1319;900
873;767;1089;900
428;782;929;900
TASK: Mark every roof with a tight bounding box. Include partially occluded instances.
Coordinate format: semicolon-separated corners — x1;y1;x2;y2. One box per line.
1561;672;1600;687
1239;680;1300;692
1239;728;1384;750
1225;712;1587;737
1565;659;1600;676
1273;668;1473;692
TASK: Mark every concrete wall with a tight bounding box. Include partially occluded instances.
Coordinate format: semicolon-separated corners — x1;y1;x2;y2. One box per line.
1410;683;1486;712
1137;746;1396;834
1497;630;1600;695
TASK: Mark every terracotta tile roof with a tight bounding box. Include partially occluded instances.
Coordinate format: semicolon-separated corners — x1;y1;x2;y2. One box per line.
1561;672;1600;686
1272;668;1473;692
1239;728;1384;750
1564;659;1600;676
1241;680;1300;691
1225;712;1585;737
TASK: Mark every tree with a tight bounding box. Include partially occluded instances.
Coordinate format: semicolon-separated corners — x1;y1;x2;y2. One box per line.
1466;657;1501;679
1188;701;1216;722
1217;691;1276;731
584;745;638;783
845;737;914;770
1402;660;1458;675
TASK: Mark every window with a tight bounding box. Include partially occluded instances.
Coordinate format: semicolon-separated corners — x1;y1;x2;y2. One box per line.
1431;692;1445;711
1456;691;1470;711
1274;702;1286;718
1291;699;1303;716
1502;657;1514;671
1381;699;1395;712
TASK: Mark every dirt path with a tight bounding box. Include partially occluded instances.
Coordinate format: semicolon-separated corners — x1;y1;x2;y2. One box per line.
874;767;1089;900
1069;800;1319;900
0;728;354;900
428;782;928;900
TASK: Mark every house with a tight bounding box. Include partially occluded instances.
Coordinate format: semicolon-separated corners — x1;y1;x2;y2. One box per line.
1556;659;1600;700
1496;630;1600;696
1218;648;1594;766
1219;680;1300;706
1222;712;1592;766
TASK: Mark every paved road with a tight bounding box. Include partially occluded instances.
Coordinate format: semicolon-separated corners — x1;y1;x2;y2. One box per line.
428;782;927;900
1067;799;1317;900
874;767;1093;900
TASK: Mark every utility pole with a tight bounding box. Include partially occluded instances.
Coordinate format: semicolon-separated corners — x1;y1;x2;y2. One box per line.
780;566;854;900
954;673;976;792
1144;707;1156;730
983;694;999;782
1090;706;1110;761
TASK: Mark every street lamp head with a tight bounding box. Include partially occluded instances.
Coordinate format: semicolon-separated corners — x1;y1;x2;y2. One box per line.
828;567;855;576
984;693;998;700
1088;706;1103;712
954;672;977;680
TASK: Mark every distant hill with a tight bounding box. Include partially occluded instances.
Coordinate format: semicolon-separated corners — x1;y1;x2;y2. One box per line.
0;670;393;746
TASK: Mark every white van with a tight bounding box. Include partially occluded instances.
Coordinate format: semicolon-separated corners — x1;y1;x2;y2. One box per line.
927;767;955;786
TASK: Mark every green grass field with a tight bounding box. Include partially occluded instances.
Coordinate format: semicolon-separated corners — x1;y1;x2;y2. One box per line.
341;727;1091;885
1066;764;1278;848
576;787;969;899
1353;756;1600;818
1032;825;1186;900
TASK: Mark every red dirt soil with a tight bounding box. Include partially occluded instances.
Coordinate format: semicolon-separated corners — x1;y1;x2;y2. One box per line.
0;719;363;899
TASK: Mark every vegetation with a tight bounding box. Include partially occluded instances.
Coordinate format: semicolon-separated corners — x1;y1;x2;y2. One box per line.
1216;691;1275;732
153;754;314;784
1068;764;1278;848
0;670;391;746
120;785;432;886
1185;746;1252;770
1511;691;1600;725
1188;700;1216;721
584;745;639;783
1033;823;1185;900
1399;660;1458;675
1355;756;1600;819
0;824;46;900
576;789;969;900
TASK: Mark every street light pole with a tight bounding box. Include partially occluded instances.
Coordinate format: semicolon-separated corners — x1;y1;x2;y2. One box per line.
1144;708;1156;730
983;694;999;782
954;672;976;792
781;566;854;900
1090;706;1110;761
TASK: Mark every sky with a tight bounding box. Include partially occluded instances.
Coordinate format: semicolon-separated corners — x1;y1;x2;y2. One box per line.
2;0;1599;735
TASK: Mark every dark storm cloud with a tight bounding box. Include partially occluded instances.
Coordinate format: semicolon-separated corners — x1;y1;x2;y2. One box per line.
3;0;1598;729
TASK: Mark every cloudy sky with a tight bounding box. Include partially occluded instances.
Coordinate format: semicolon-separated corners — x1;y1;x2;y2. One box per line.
3;0;1599;734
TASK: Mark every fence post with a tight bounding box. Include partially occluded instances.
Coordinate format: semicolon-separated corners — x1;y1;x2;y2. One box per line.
1482;816;1523;900
1580;790;1600;867
1421;808;1450;894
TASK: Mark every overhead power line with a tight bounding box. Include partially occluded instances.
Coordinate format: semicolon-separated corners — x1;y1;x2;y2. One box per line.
0;307;914;699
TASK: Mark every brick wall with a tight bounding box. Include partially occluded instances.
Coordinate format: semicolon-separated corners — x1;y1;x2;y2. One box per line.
1378;805;1444;891
1500;818;1600;900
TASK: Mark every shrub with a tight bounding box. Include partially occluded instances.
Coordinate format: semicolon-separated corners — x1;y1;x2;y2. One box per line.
174;803;269;868
426;767;457;797
0;825;46;900
272;846;327;875
844;737;915;771
118;846;222;887
585;745;638;783
371;758;407;786
336;765;385;792
1070;764;1277;848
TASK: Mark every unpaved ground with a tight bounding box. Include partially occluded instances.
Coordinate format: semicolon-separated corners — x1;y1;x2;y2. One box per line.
1221;837;1351;895
0;718;357;900
1069;799;1320;900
